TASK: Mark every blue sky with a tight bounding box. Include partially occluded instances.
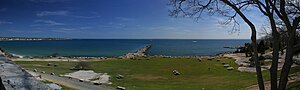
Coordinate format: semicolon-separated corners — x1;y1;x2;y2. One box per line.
0;0;266;39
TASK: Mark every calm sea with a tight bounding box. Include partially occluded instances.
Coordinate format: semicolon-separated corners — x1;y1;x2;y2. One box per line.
0;39;249;57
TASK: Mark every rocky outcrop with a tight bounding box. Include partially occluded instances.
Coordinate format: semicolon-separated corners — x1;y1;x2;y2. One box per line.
0;55;52;90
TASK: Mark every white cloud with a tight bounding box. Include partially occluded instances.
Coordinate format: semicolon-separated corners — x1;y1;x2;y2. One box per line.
72;15;101;19
36;10;102;19
79;26;93;29
37;11;69;17
0;21;13;24
52;26;92;33
8;29;43;33
0;8;7;12
34;19;65;25
115;17;135;21
99;22;126;29
52;28;80;33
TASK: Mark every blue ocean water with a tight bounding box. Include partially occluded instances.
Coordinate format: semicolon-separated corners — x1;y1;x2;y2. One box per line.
0;39;249;57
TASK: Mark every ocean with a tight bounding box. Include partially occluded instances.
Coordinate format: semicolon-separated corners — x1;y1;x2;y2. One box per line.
0;39;249;57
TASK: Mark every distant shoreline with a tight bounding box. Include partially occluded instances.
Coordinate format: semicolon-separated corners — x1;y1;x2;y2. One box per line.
0;37;67;41
0;39;246;59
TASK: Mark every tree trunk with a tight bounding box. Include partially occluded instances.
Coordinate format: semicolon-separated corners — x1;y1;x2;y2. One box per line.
252;34;265;90
0;77;6;90
220;1;265;89
269;15;280;90
278;36;294;90
278;23;297;90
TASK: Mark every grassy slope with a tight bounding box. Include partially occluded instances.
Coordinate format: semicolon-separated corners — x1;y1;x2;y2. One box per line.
16;57;272;90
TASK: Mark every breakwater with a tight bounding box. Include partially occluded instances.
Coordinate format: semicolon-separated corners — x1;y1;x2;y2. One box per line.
121;44;152;59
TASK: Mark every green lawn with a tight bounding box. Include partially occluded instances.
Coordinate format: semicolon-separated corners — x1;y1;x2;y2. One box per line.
16;57;273;90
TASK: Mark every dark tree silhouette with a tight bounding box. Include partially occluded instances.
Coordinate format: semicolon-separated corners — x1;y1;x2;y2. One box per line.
258;40;267;55
169;0;300;90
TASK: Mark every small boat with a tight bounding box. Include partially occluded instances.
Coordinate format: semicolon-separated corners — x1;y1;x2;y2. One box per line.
192;41;197;42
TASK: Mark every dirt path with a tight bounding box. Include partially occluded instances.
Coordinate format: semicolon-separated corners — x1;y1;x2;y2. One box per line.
28;71;115;90
245;73;300;90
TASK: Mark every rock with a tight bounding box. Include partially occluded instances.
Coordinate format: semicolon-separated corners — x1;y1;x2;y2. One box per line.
50;73;55;75
263;54;272;59
33;69;37;72
47;83;62;90
93;82;102;85
53;64;58;67
47;63;52;66
41;71;46;73
79;79;84;82
223;64;230;67
173;70;180;75
237;67;263;72
227;67;234;70
116;74;124;79
197;58;202;62
117;86;126;90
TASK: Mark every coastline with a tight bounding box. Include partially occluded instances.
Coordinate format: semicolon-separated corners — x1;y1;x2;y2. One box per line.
4;44;236;61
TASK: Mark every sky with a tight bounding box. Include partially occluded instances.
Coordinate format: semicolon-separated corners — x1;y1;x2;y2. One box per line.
0;0;266;39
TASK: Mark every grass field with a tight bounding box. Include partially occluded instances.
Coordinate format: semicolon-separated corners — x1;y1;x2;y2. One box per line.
15;57;298;90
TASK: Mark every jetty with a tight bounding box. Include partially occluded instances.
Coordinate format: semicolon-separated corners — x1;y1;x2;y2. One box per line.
122;44;152;59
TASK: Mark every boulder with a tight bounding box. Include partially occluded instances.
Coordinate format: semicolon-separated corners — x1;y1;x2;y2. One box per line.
227;67;234;70
263;54;272;59
33;69;37;72
53;64;58;67
116;74;124;79
223;64;230;67
173;70;180;75
197;58;202;62
117;86;126;90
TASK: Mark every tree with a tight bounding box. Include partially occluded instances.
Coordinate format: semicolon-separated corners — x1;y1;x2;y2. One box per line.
258;40;267;55
169;0;300;90
271;1;300;89
244;43;253;57
169;0;264;89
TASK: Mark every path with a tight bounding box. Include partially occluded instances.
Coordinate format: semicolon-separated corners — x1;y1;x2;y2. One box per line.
28;71;115;90
245;72;300;90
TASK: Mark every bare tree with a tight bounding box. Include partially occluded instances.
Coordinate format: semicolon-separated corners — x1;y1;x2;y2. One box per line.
270;0;300;89
169;0;300;90
169;0;265;89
